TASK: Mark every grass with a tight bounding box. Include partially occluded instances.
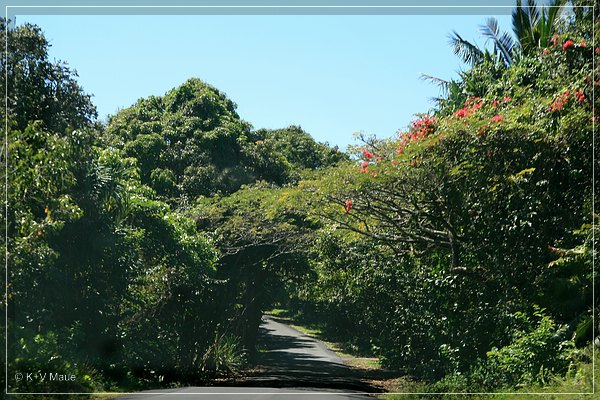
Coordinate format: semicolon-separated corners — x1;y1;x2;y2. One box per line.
378;348;599;399
268;308;292;319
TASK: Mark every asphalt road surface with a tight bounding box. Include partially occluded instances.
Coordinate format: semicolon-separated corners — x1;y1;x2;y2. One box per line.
116;316;372;399
115;386;369;399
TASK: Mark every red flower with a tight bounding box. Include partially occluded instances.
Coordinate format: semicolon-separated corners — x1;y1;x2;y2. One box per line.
409;116;437;139
596;47;600;55
491;100;500;107
575;90;585;103
359;161;369;173
550;100;564;112
503;96;512;102
492;115;503;123
579;42;587;47
345;199;353;214
362;148;374;159
455;108;470;118
563;40;575;50
550;35;559;46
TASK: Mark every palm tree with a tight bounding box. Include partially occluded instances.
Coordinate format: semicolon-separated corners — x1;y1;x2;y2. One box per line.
422;0;567;111
448;0;566;67
512;0;567;53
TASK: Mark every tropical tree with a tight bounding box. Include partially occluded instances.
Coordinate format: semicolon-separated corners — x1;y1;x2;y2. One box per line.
448;0;566;67
0;20;97;133
192;183;316;357
512;0;567;53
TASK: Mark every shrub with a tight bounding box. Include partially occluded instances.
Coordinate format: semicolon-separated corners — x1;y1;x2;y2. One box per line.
476;310;575;388
9;324;106;393
202;335;246;376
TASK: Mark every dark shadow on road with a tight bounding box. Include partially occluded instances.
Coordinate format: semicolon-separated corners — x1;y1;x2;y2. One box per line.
237;318;383;392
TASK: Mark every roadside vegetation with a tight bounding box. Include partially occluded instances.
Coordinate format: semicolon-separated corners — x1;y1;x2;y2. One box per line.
2;0;597;397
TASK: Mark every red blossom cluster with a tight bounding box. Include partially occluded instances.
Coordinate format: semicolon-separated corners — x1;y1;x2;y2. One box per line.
454;107;471;118
545;35;587;53
358;148;382;173
454;98;483;118
548;88;585;112
396;115;437;154
345;199;353;213
409;115;437;138
454;97;509;119
492;115;503;123
563;40;575;50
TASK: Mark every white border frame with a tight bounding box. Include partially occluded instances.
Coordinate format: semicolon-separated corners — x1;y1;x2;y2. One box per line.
3;3;596;396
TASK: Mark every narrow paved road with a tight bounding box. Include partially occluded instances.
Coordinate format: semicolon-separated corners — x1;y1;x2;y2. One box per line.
252;316;364;389
116;386;369;399
117;316;372;399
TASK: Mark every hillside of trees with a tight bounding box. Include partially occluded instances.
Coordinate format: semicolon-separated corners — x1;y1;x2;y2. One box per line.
2;0;598;396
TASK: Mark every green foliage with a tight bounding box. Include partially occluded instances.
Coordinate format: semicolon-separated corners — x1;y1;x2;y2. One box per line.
10;324;106;393
191;183;317;357
292;2;595;389
246;126;346;184
106;81;344;201
117;204;220;380
481;311;574;388
0;20;97;132
106;79;253;199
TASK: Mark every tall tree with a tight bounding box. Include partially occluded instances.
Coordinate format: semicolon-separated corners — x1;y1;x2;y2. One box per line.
448;0;566;67
0;20;97;133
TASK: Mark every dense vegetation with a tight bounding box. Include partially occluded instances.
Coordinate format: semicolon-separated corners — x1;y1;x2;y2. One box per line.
1;0;597;395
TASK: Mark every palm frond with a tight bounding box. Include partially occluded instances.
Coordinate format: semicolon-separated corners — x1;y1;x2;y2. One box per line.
512;0;530;51
419;73;451;95
448;30;484;66
479;17;516;66
542;0;567;46
526;0;541;27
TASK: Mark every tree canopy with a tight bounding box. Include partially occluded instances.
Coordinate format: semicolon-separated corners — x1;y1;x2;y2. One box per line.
3;1;597;395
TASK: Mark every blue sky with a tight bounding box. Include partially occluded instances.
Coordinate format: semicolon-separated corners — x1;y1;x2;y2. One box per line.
18;13;513;149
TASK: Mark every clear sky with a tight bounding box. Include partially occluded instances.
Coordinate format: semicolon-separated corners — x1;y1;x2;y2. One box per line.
18;13;513;150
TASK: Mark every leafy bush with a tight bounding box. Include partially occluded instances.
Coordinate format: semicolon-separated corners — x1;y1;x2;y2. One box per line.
9;324;106;393
480;310;574;388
